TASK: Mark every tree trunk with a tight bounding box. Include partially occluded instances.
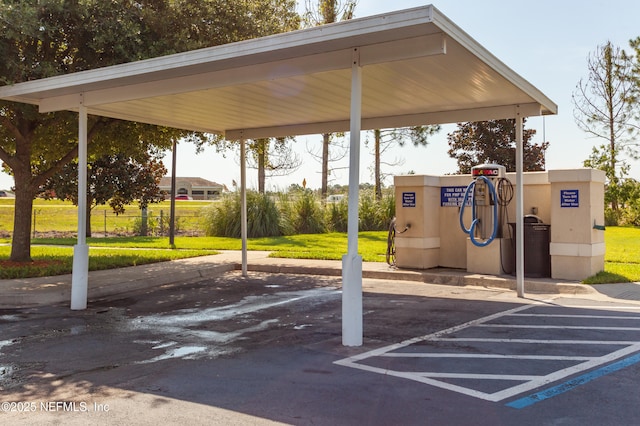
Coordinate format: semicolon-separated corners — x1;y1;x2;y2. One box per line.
604;43;619;212
10;171;34;262
374;129;382;201
86;201;93;238
321;133;330;200
258;149;266;194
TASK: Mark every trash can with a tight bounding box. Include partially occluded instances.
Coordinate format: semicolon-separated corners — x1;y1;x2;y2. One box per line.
509;216;551;278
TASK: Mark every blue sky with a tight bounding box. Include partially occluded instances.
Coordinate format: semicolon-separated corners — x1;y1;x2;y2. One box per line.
1;0;639;191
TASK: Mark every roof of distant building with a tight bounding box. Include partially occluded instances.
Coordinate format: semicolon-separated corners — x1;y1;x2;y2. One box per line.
159;177;223;188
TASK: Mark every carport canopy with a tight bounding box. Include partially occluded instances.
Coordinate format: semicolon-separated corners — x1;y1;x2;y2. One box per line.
0;5;557;346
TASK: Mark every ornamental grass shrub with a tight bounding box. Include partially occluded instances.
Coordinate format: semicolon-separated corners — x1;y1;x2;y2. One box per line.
201;188;395;237
291;190;326;234
358;189;384;231
325;197;349;232
202;191;282;238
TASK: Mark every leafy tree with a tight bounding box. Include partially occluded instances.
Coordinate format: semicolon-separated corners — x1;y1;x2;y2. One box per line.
43;153;166;236
0;0;300;261
447;119;547;173
618;178;640;226
630;37;640;130
302;0;357;25
303;0;356;200
572;41;638;213
368;126;440;200
287;183;306;193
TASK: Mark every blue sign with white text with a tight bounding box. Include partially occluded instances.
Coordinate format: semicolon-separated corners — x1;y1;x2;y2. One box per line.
402;192;416;207
441;186;470;207
561;190;579;208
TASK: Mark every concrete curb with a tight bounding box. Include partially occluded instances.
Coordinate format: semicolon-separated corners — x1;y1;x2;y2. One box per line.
0;253;603;309
0;262;235;309
238;263;596;295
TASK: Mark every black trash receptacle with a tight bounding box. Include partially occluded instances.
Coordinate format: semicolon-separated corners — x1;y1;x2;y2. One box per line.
509;218;551;278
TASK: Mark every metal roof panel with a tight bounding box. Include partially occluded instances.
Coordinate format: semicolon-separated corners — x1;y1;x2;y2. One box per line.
0;5;557;139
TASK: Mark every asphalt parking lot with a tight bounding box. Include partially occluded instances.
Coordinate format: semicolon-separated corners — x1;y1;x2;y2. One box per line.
2;271;640;425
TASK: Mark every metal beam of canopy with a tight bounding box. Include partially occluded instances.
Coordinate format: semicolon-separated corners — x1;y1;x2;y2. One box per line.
0;5;556;345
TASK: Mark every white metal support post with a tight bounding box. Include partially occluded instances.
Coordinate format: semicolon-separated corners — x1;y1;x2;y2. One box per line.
515;107;525;298
342;48;363;347
240;135;248;277
71;100;89;310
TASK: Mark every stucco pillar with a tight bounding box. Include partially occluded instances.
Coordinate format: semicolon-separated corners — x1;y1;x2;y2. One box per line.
393;175;441;269
549;169;606;280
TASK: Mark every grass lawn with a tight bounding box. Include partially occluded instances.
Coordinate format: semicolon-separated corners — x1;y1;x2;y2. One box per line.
30;231;388;262
0;232;388;279
0;198;208;235
0;245;217;279
1;227;639;283
583;226;640;284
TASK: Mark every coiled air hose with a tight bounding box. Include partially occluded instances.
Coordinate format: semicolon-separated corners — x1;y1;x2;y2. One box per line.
459;175;499;247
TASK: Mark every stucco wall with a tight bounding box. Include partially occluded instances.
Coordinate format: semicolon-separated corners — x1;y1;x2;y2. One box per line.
394;169;604;281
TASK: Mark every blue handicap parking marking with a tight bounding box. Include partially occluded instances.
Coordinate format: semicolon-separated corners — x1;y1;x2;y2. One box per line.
334;303;640;403
506;352;640;408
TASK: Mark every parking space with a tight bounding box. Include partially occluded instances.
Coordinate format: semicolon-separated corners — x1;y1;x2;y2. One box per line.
336;302;640;406
3;273;640;425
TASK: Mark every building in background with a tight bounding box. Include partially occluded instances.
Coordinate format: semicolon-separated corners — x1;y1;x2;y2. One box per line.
159;177;224;200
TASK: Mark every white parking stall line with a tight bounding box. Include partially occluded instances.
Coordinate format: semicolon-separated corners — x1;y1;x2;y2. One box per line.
476;324;640;331
432;338;640;344
381;353;593;361
390;371;511;401
510;314;640;320
336;303;539;363
415;373;542;380
560;305;640;311
334;303;640;403
332;359;498;401
490;343;640;402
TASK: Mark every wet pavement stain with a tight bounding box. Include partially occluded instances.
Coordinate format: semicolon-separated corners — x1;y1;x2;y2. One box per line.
0;339;17;389
0;274;346;394
126;286;339;363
